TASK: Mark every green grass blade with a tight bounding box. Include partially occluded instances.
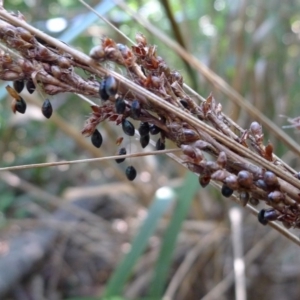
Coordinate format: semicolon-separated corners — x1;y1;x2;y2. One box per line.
148;172;199;298
103;187;176;298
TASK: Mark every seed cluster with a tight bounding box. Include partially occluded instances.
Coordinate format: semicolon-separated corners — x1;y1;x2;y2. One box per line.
1;12;300;228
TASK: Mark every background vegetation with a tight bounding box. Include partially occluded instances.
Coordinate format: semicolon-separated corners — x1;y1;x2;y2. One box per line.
1;0;300;299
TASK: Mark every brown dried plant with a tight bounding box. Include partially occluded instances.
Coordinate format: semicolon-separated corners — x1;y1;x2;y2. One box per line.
1;6;300;243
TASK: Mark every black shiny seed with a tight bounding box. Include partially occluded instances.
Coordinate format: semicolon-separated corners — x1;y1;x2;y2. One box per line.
41;99;53;119
125;166;137;181
122;119;135;136
140;134;150;148
26;79;35;94
149;124;160;135
138;122;150;137
116;147;126;163
15;97;27;114
180;100;188;108
131;100;141;118
99;80;109;100
258;209;268;225
221;184;233;197
115;97;126;114
156;138;165;150
91;129;103;148
105;75;118;96
13;80;24;93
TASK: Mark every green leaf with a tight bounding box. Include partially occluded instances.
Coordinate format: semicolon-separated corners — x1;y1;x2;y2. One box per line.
148;171;199;298
103;187;176;297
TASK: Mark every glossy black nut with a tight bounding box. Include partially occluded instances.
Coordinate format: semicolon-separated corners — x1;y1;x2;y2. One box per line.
99;80;109;100
105;75;118;96
115;97;126;114
122;119;135;136
264;171;279;187
258;209;268;225
239;191;249;207
26;79;35;94
125;166;137;181
180;100;188;108
13;80;24;93
156;138;165;150
15;97;27;114
264;209;279;221
149;124;161;135
91;129;103;148
41;99;53;119
140;134;150;148
131;100;141;118
116;147;126;163
138;122;150;137
221;184;233;197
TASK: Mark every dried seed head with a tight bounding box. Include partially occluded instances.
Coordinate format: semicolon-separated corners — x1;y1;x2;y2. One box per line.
211;170;227;181
282;221;291;229
105;75;118;97
13;80;24;93
136;33;147;46
250;121;262;136
41;99;53;119
221;184;234;198
126;166;137;181
237;170;253;188
91;129;103;148
138;122;150;137
264;171;279;187
99;80;109;101
217;151;227;168
249;198;259;206
57;57;71;69
149;124;161;135
131;100;141;118
140;134;150;148
268;191;285;203
181;144;203;163
122;119;135;136
240;191;249;207
199;175;210;188
255;179;267;191
156;138;165;150
224;174;239;190
89;45;105;60
26;79;35;94
115;97;126;114
116;147;126;164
